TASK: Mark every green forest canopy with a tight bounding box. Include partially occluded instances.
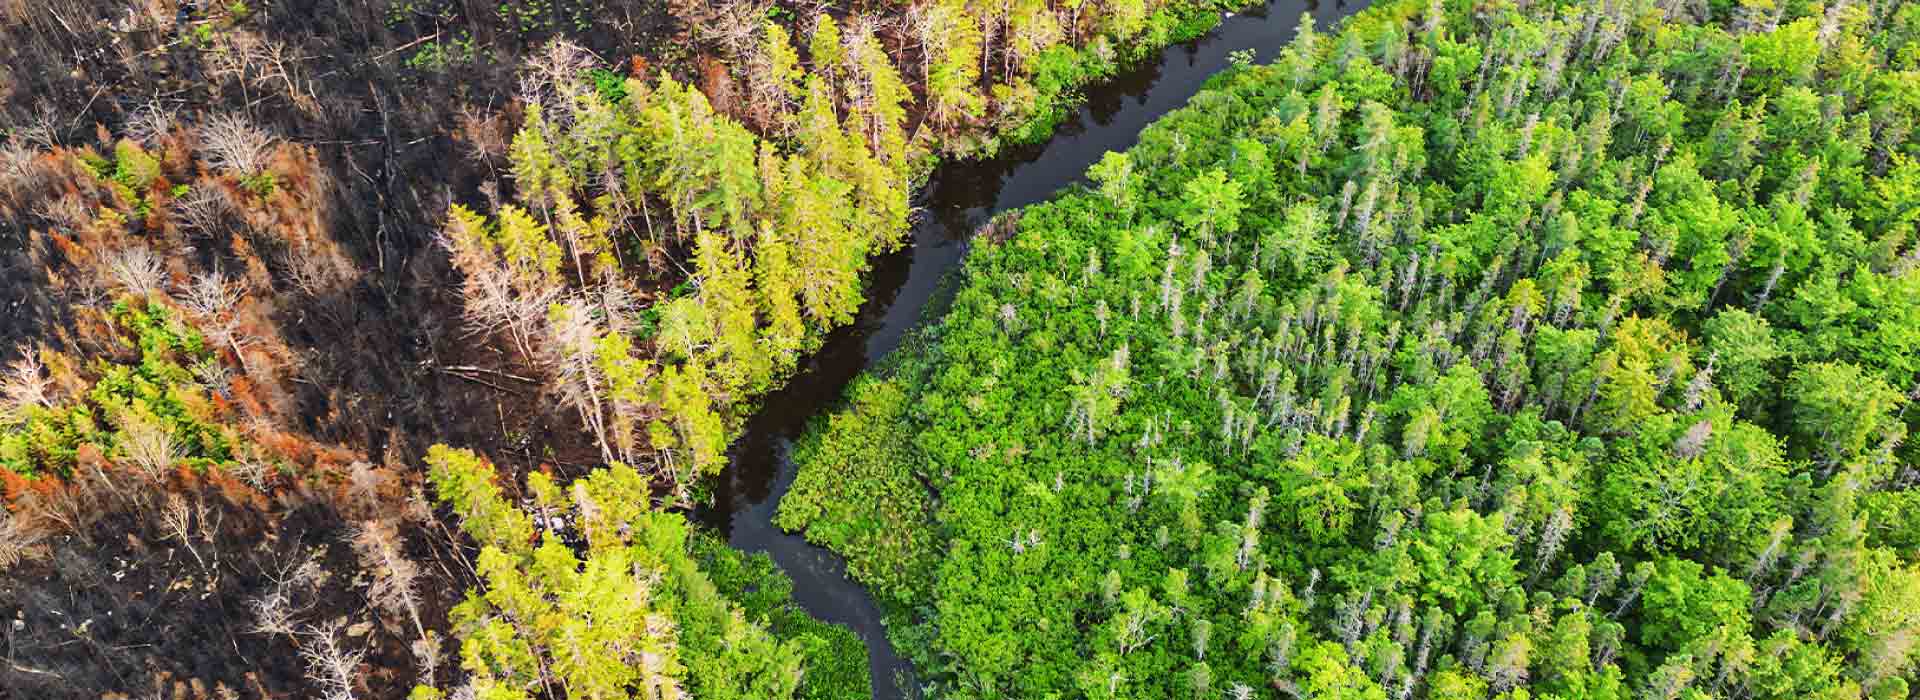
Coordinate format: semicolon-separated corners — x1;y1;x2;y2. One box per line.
782;0;1920;699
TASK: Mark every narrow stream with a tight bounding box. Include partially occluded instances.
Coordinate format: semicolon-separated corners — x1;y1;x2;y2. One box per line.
695;1;1365;697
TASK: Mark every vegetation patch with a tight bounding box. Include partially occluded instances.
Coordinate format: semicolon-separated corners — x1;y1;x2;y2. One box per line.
787;1;1920;698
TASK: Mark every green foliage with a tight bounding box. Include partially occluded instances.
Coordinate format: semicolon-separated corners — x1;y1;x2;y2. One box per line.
785;1;1920;697
2;300;238;478
690;537;871;700
404;32;480;72
1639;558;1751;654
422;447;867;700
779;373;937;608
446;61;915;501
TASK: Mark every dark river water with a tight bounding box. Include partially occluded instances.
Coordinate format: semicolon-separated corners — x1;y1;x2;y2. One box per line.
695;1;1366;697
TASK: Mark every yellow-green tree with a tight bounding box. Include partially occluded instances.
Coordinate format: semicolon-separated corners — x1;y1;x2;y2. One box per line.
420;447;811;700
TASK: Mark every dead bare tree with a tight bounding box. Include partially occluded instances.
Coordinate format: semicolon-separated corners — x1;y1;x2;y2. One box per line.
705;0;772;61
300;619;366;700
158;492;206;569
518;39;596;111
412;634;443;689
0;507;45;569
177;271;240;318
174;185;237;237
119;411;180;481
344;461;386;506
455;105;510;168
245;38;322;116
190;358;234;396
14;105;60;148
350;518;426;638
0;141;46;205
1;351;53;422
197;113;277;177
594;281;642;336
228;458;271;490
125;99;182;146
248;549;323;638
541;299;614;463
455;262;556;363
33;193;93;231
103;245;169;296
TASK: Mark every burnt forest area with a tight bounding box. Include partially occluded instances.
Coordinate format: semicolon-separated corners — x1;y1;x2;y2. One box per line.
0;1;685;696
0;0;1263;694
18;1;1903;700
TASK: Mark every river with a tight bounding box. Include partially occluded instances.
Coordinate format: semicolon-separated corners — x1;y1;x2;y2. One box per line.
695;1;1367;697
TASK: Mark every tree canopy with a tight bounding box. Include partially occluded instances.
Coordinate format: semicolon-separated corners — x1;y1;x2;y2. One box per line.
783;1;1920;698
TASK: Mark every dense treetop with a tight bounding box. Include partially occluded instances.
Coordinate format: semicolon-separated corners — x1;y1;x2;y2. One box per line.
783;0;1920;698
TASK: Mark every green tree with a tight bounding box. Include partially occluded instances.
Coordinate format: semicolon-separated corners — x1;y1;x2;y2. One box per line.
1639;558;1752;654
1787;362;1905;463
1179;168;1247;248
1702;308;1781;415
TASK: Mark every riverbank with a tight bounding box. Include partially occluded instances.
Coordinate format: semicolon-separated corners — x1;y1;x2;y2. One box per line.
781;0;1920;696
0;0;1368;697
701;2;1370;698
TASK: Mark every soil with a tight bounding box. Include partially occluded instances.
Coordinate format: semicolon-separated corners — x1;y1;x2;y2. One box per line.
0;0;1367;697
0;471;465;699
0;3;672;696
0;0;691;468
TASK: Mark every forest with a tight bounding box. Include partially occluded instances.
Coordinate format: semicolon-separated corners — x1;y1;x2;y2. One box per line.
0;0;1278;697
781;0;1920;698
0;0;1916;698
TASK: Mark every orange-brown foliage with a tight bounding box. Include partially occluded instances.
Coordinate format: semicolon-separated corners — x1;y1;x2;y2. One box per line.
228;376;275;420
699;55;737;114
0;468;31;503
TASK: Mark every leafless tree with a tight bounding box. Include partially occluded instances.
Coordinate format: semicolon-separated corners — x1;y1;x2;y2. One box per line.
1747;517;1793;584
402;484;436;524
301;619;366;700
412;634;443;688
229;458;272;490
177;271;240;318
249;550;323;638
248;38;321;115
705;0;771;61
456;263;556;362
15;105;60;148
125;99;182;146
594;281;642;336
284;244;350;296
344;461;386;506
159;492;206;568
33;193;93;231
188;357;232;399
197;113;277;177
519;39;596;109
542;300;613;462
1530;507;1574;583
249;592;298;638
351;518;425;638
104;245;169;296
174;185;237;237
1;352;53;421
119;411;180;480
0;141;46;203
0;507;44;569
198;314;258;379
455;106;510;167
1672;419;1714;460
